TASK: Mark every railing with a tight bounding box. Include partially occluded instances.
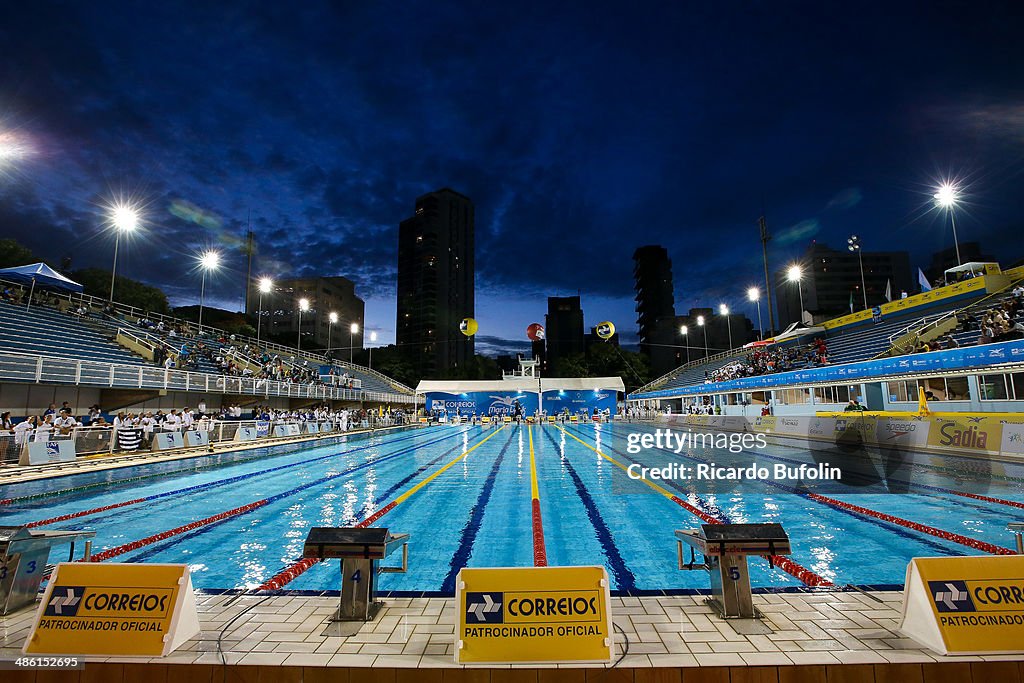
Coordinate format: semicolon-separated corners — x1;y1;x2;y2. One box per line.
874;275;1024;360
0;414;414;466
0;277;414;394
0;349;414;404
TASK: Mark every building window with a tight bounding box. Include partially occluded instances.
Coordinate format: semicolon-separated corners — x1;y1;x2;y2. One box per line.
980;374;1010;400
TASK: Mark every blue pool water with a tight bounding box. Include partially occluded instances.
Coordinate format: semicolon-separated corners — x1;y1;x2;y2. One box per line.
2;423;1022;595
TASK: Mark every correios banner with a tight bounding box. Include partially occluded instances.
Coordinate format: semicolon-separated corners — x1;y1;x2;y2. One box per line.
901;556;1024;655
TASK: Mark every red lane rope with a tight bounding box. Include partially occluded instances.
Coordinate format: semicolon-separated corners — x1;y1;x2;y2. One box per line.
532;499;548;567
954;491;1024;510
27;499;148;528
668;495;833;588
86;500;269;563
806;493;1015;555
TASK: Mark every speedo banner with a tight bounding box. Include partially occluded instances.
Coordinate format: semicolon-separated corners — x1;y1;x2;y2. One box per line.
23;563;200;656
455;566;613;664
900;556;1024;655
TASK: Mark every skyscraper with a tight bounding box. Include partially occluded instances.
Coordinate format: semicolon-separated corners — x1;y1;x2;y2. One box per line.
633;245;678;377
544;295;586;375
396;188;475;378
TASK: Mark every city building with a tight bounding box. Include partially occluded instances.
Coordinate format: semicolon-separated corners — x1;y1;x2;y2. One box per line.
544;295;585;375
673;307;753;363
396;188;475;378
775;242;912;326
633;245;679;377
247;276;364;352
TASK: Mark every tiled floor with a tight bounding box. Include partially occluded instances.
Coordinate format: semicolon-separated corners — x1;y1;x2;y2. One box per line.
4;590;1021;669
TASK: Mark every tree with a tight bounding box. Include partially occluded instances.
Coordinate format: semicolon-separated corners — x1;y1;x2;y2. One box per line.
72;268;170;314
0;239;37;269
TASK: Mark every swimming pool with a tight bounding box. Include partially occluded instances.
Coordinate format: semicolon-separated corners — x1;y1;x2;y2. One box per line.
2;422;1022;595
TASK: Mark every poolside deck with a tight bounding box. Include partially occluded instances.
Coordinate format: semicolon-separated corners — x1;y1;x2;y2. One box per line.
2;589;1022;681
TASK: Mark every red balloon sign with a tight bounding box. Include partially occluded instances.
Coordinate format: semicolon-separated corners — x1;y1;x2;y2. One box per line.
527;323;545;341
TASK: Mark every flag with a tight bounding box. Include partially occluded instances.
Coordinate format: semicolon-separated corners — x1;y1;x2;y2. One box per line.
918;268;932;292
116;428;144;451
848;290;854;313
884;279;892;302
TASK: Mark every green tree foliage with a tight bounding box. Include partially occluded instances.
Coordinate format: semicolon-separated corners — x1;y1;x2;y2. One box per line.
72;268;170;314
0;239;36;269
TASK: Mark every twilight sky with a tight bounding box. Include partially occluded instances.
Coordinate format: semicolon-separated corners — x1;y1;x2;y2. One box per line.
2;1;1023;356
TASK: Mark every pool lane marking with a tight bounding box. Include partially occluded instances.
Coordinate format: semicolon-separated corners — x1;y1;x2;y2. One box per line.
598;427;960;557
24;428;450;529
529;425;548;567
126;429;479;564
635;424;1024;511
608;424;1015;557
440;429;518;592
555;424;831;588
4;427;429;509
82;428;476;563
539;427;635;590
258;425;508;591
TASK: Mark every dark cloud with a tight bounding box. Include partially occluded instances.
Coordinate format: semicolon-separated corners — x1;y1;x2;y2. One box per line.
2;0;1024;347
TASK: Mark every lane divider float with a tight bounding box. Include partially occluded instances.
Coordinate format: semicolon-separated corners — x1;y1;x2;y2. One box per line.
528;426;547;566
258;425;508;591
556;424;832;588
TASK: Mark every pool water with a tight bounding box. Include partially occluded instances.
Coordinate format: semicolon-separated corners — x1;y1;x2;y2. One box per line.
2;423;1022;595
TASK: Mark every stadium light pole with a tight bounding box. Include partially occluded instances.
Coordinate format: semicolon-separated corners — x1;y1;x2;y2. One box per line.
934;183;962;266
787;265;804;325
296;298;310;351
197;251;220;331
327;311;338;353
108;204;139;303
256;277;272;347
349;322;359;363
747;287;763;340
719;304;733;350
679;325;689;364
697;315;708;359
848;235;868;310
369;331;378;370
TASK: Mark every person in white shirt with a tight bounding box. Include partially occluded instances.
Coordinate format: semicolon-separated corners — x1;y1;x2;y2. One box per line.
181;407;194;430
13;417;36;446
197;400;207;416
54;411;78;436
164;410;182;432
34;415;54;442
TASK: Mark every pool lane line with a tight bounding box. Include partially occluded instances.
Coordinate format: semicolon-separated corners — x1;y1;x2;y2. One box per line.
622;423;1024;511
1;426;426;508
257;425;508;591
439;429;518;593
597;425;1015;557
83;427;477;564
126;428;483;564
528;425;547;567
23;428;451;529
569;425;958;558
539;427;636;591
555;424;832;588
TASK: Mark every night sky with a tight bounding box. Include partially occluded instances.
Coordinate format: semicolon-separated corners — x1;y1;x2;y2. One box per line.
2;1;1023;356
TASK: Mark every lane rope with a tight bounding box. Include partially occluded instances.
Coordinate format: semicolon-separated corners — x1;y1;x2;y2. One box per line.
528;425;547;566
257;425;508;591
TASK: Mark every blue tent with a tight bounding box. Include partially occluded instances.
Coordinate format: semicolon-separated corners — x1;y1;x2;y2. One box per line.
0;262;84;309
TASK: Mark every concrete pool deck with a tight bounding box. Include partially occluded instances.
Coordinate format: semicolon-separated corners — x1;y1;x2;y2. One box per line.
3;589;1023;679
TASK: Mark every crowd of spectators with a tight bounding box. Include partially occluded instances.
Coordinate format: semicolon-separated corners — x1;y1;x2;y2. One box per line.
1;399;414;459
704;339;828;384
950;284;1024;348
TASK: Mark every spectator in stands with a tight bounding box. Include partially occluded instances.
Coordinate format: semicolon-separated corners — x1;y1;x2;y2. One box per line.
34;414;54;441
844;398;867;412
0;412;11;431
54;409;78;435
13;416;36;445
139;412;156;446
44;403;57;417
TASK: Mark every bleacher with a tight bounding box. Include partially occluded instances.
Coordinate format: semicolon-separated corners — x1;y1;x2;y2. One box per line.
0;300;149;366
635;284;1012;396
